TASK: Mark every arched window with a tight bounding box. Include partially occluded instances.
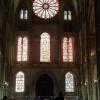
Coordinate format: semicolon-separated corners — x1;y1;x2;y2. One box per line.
17;37;28;61
40;32;50;62
63;37;73;62
68;11;72;20
24;10;28;19
68;38;73;62
64;10;72;20
22;37;28;61
15;71;25;92
65;72;74;92
20;9;28;19
17;37;22;61
64;11;67;20
20;9;24;19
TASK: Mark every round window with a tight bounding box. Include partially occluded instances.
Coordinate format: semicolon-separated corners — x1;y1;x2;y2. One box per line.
33;0;59;19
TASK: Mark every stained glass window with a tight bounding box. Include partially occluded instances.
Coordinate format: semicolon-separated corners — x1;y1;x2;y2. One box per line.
65;72;74;92
68;38;73;62
40;32;50;62
63;37;73;62
68;11;72;20
33;0;59;19
15;71;24;92
20;9;28;19
17;37;22;61
22;37;28;61
64;11;67;20
20;9;24;19
17;37;28;61
24;10;28;19
64;10;72;20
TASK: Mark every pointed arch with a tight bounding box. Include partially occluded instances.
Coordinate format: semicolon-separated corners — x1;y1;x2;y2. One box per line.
65;72;74;92
40;32;50;62
15;71;25;92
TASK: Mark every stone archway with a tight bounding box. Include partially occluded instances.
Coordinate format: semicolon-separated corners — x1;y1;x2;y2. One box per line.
36;74;54;98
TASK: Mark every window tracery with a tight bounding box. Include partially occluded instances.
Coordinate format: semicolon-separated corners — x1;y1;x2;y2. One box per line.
33;0;59;19
65;72;74;92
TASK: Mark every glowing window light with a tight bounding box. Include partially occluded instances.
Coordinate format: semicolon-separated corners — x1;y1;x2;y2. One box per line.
63;37;68;62
24;10;28;19
40;32;50;62
17;37;22;61
65;72;74;92
68;11;72;20
15;72;24;92
33;0;59;19
22;37;28;61
68;38;73;62
63;37;73;62
20;9;24;19
64;10;72;20
17;37;28;61
20;9;28;19
64;11;67;20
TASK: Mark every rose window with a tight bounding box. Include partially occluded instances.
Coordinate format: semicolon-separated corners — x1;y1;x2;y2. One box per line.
33;0;59;19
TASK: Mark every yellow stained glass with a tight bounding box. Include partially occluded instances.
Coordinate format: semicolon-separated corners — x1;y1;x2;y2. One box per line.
40;32;50;62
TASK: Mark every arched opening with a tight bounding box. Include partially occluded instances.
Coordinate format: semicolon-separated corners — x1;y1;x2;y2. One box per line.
36;74;54;98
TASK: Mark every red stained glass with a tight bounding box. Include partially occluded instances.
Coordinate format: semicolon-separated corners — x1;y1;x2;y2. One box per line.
63;37;73;62
17;37;28;61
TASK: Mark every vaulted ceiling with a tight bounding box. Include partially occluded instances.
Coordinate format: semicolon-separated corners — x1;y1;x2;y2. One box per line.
0;0;82;17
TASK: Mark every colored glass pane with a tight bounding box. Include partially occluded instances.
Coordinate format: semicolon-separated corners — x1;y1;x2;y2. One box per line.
33;0;59;19
17;37;22;61
65;72;74;92
17;37;28;61
63;37;73;62
15;72;24;92
40;32;50;62
22;37;28;61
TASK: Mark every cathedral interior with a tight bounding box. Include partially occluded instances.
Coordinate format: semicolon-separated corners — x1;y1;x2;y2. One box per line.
0;0;100;100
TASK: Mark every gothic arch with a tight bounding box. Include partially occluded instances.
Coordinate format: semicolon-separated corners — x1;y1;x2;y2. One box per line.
31;70;58;96
63;70;78;93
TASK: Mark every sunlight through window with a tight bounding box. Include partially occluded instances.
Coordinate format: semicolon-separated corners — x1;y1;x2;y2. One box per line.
15;72;24;92
40;32;50;62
